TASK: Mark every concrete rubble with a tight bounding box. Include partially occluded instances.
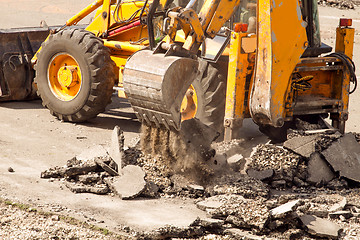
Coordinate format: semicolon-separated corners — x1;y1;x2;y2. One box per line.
300;214;342;239
322;133;360;182
105;165;146;199
40;121;360;239
283;135;319;158
306;152;335;184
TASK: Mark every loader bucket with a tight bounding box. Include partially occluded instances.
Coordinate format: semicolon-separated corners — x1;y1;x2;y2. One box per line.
123;50;199;131
0;27;50;101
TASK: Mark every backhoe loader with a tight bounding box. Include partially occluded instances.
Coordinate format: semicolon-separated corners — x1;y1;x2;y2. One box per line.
122;0;356;141
0;0;356;142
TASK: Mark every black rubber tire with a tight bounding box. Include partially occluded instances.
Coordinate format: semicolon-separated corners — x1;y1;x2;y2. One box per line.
192;61;227;134
34;29;115;122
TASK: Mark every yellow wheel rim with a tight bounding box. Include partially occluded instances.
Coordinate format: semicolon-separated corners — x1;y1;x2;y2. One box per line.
48;53;82;101
180;85;198;121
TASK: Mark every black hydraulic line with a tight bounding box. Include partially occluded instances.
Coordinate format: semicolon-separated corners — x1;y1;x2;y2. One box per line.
327;52;357;94
146;0;159;50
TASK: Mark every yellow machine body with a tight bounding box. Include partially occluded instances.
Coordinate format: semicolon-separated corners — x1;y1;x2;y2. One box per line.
122;0;355;139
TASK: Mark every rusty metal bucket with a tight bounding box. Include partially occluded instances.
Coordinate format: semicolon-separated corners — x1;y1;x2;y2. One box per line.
0;27;50;101
123;50;199;130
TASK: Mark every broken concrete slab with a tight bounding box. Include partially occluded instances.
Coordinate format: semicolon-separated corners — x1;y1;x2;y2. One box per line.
227;154;245;172
307;152;335;184
329;211;352;219
270;200;302;218
191;217;224;229
247;169;274;181
283;135;318;158
322;133;360;182
329;197;347;212
94;158;118;176
108;126;124;169
77;173;101;184
299;214;342;239
187;184;205;192
41;166;66;178
64;161;98;177
64;182;109;194
106;165;146;199
196;196;225;211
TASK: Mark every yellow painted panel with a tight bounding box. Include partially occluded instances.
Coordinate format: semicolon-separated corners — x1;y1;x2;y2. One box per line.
250;0;307;127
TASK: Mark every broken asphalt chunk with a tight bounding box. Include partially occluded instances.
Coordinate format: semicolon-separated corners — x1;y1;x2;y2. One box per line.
226;154;245;172
329;211;352;219
105;165;146;199
95;158;118;176
64;182;109;194
329;197;347;212
283;135;318;158
300;214;342;239
109;125;124;169
247;168;274;181
307;152;335;185
322;133;360;182
270;200;302;219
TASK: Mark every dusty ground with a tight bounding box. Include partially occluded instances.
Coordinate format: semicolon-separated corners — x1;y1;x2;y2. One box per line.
0;1;360;239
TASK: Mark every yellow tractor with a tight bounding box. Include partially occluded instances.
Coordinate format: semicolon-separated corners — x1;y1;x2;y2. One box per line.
122;0;356;141
0;0;356;142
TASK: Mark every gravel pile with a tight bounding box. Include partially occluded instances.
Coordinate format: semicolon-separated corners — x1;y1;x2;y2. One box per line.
0;201;120;240
318;0;356;9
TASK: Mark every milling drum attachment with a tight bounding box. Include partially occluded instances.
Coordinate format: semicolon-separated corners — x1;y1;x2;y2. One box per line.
123;50;199;130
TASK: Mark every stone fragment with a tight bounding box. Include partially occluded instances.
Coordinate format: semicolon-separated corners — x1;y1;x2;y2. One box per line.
141;181;159;198
109;126;124;169
329;211;352;219
64;182;109;194
300;214;342;239
283;135;318;158
41;166;66;178
95;158;118;176
192;217;224;229
196;196;224;211
329;197;347;212
270;200;302;218
187;184;204;192
322;133;360;182
76;145;108;161
64;161;98;177
77;173;101;184
106;165;146;199
247;169;274;181
7;167;14;173
307;152;335;184
226;154;245;172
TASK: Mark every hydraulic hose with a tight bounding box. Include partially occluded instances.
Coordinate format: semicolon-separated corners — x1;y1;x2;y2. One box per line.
326;52;357;94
